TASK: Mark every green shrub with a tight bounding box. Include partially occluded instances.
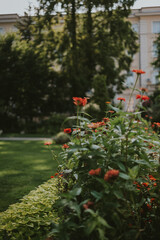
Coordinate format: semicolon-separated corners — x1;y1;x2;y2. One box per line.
82;102;101;121
48;75;160;239
54;132;70;144
39;113;70;135
0;178;60;240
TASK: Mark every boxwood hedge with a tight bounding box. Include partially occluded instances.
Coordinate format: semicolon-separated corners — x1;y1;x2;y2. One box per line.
0;178;59;240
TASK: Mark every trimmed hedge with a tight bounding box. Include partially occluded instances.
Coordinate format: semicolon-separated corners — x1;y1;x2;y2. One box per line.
0;178;60;240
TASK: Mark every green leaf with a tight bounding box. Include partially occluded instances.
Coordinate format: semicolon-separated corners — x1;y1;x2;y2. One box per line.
70;187;82;197
86;220;97;234
128;165;139;180
110;106;121;113
97;216;112;229
90;144;101;150
91;191;103;202
119;172;130;180
116;162;126;172
69;203;81;218
97;228;105;240
113;190;124;200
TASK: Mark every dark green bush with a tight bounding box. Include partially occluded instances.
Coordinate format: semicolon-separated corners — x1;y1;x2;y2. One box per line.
82;102;101;121
54;132;70;144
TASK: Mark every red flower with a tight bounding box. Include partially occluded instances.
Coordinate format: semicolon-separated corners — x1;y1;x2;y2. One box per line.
103;117;110;123
142;182;149;187
132;69;146;74
64;128;72;134
155;122;160;127
147;204;152;210
98;121;105;126
104;169;119;182
50;176;54;178
149;176;156;181
44;142;52;146
83;201;94;210
94;168;101;175
89;168;101;176
62;144;69;149
73;97;87;106
141;95;150;101
55;173;59;176
136;94;142;99
140;87;148;92
108;110;114;113
150;198;155;203
117;97;126;101
88;122;100;129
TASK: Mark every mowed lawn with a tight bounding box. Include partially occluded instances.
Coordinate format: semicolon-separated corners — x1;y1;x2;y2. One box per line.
0;141;61;212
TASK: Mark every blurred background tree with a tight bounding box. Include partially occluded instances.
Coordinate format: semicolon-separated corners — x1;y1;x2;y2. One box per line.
150;33;160;124
0;0;138;134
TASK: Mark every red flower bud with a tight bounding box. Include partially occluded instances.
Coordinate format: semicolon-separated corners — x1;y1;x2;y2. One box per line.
104;169;119;182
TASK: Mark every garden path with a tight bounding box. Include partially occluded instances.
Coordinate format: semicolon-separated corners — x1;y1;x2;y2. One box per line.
0;137;52;141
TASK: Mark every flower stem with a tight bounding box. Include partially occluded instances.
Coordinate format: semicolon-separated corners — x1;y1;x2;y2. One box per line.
77;106;79;127
127;74;139;112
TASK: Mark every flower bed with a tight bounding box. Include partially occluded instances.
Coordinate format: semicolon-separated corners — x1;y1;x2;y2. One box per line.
47;72;160;239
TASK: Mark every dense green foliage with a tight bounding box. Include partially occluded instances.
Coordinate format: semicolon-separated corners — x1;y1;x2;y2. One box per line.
47;91;160;239
0;33;58;133
0;141;61;211
0;178;59;240
152;34;160;82
149;89;160;123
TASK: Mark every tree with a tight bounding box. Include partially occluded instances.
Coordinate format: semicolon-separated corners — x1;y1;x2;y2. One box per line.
92;74;109;118
16;5;34;42
36;0;138;106
0;33;54;132
152;34;160;84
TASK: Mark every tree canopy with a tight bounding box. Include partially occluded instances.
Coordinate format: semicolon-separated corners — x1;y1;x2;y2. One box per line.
0;0;138;133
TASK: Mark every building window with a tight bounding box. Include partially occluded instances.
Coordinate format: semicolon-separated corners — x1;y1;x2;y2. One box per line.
132;23;138;33
152;70;160;84
126;71;134;87
12;26;17;32
0;27;4;34
152;21;160;34
152;42;158;58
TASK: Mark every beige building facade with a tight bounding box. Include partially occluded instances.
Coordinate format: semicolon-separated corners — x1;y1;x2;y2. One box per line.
127;6;160;91
0;14;19;34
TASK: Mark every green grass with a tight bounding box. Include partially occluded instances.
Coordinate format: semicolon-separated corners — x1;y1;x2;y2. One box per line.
0;141;62;212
